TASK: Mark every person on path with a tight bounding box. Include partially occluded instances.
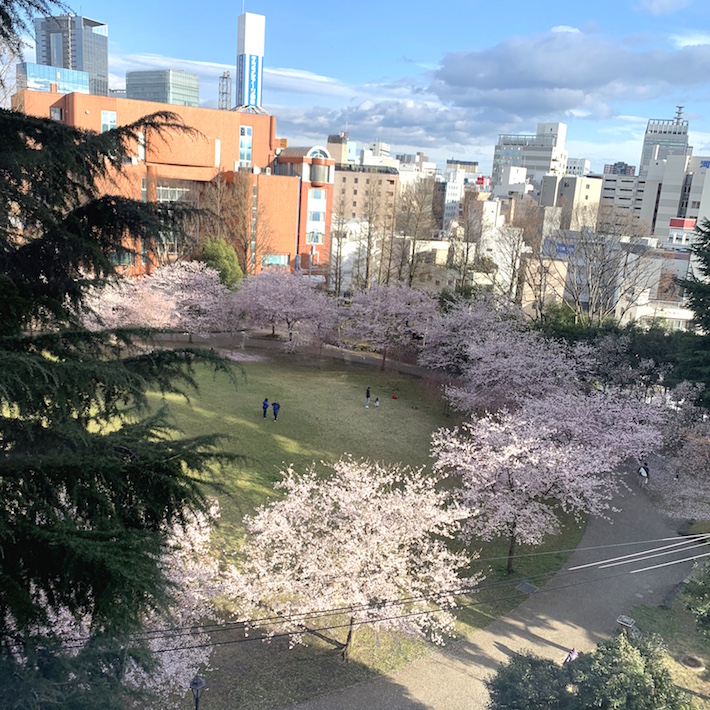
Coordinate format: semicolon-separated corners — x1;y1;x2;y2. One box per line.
366;387;371;408
272;400;280;421
262;397;269;418
638;462;650;488
563;648;578;664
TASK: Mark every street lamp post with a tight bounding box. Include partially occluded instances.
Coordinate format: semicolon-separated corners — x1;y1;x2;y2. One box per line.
189;675;206;710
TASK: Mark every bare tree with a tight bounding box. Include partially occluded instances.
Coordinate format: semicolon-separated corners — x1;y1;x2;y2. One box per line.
515;202;565;321
448;192;484;291
552;207;656;326
490;224;528;299
358;177;384;288
0;40;19;107
330;191;349;296
397;178;437;287
199;170;272;275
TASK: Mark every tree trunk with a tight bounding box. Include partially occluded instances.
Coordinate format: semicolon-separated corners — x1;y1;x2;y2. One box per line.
380;347;387;371
507;531;516;575
341;616;356;662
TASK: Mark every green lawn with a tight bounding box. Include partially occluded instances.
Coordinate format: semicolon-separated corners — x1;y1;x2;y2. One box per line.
632;598;710;709
149;351;585;709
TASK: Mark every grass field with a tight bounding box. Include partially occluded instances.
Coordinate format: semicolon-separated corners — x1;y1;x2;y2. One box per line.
149;349;587;709
632;598;710;709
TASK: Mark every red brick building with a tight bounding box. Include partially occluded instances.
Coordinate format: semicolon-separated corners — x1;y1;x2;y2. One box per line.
13;88;334;281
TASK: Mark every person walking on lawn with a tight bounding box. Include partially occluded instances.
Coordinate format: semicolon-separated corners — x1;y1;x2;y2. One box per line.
366;386;371;408
272;400;280;421
262;397;269;418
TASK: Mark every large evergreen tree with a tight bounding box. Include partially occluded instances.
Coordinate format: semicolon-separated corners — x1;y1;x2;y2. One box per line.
0;39;233;707
677;217;710;333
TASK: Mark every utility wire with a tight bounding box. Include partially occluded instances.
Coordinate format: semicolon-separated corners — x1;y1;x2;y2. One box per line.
60;533;710;647
150;557;695;655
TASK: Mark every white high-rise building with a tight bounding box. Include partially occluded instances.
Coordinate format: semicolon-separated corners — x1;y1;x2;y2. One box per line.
492;122;568;187
236;12;265;109
638;108;691;177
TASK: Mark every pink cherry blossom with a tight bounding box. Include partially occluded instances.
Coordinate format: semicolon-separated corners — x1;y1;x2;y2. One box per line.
341;285;437;370
234;457;481;659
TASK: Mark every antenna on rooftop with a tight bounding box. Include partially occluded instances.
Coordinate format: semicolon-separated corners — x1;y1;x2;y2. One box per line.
219;71;232;111
676;105;684;123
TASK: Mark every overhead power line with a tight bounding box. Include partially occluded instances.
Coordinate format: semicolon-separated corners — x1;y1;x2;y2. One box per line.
58;532;707;653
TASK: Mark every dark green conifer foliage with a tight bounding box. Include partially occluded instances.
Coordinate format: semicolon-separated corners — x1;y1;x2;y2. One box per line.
486;634;692;710
676;217;710;333
0;78;234;707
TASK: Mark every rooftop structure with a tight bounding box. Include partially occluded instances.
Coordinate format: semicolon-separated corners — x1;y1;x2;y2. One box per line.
236;12;265;109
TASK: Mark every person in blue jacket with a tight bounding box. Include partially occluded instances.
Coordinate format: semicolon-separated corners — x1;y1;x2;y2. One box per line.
262;397;269;418
272;400;280;421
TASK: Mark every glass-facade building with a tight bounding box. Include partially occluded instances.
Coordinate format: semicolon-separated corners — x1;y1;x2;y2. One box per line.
125;70;199;107
34;15;108;96
16;62;89;94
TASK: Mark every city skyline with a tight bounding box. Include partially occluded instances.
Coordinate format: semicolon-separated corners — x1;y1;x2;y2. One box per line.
18;0;710;173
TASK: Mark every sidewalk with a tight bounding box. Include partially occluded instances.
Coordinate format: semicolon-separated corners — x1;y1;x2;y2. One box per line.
285;475;699;709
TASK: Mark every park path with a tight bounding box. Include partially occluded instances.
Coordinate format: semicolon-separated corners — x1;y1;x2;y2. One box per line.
283;473;700;710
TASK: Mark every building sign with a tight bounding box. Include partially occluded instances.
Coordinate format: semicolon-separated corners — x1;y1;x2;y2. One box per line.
248;55;259;106
237;54;261;107
701;160;710;169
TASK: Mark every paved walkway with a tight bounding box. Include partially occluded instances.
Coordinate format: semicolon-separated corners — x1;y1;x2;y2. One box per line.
285;474;701;709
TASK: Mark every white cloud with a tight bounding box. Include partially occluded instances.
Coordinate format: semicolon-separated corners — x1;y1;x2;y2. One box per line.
264;67;354;98
551;26;581;33
635;0;692;15
430;29;710;122
670;32;710;48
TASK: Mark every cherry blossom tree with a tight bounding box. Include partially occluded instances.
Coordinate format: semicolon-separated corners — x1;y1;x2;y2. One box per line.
233;270;337;351
521;391;662;462
235;458;480;661
445;327;580;415
418;295;524;376
123;503;240;706
342;284;437;370
139;261;236;340
5;503;239;709
432;392;662;573
84;261;237;340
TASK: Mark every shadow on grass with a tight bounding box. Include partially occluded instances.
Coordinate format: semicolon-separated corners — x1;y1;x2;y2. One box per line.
195;631;433;710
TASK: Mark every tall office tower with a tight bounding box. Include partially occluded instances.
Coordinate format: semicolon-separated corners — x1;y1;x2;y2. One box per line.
236;12;265;108
126;70;200;107
638;107;691;177
34;15;108;96
491;122;568;187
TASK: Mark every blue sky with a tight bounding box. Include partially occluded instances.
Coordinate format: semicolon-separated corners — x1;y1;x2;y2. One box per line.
24;0;710;173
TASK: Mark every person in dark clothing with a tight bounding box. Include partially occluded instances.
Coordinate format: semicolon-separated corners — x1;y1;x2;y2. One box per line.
638;462;650;488
366;386;371;408
262;398;269;418
272;400;280;421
